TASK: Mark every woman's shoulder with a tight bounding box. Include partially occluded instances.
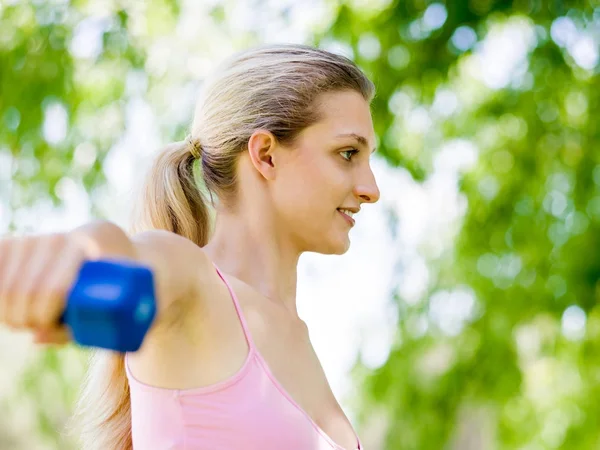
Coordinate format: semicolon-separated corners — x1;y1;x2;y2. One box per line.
125;259;269;390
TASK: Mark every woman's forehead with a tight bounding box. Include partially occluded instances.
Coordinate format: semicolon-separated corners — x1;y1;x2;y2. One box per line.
309;92;375;144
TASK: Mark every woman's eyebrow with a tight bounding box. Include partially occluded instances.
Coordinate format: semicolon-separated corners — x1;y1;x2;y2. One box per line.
335;133;377;153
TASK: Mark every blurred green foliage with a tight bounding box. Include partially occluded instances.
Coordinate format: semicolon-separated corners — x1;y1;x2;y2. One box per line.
1;1;146;216
1;0;600;449
320;1;600;449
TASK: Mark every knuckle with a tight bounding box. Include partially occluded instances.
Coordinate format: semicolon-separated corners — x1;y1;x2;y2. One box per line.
6;311;24;329
33;309;55;329
37;294;65;323
6;295;28;328
20;315;35;329
38;288;68;322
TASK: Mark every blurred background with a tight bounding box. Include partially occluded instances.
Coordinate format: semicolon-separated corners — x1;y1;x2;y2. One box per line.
1;0;599;449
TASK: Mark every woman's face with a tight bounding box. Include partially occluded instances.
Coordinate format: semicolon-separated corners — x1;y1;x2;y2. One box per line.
273;89;380;255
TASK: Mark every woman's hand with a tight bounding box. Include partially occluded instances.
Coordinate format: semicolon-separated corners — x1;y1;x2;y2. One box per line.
0;221;136;345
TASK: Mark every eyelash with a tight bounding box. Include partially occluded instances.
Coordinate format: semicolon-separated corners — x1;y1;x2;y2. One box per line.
340;149;359;162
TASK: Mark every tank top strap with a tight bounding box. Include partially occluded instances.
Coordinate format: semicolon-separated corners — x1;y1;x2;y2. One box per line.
212;262;256;350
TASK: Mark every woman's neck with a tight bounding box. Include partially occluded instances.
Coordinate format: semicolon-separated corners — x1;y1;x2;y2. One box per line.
202;211;301;319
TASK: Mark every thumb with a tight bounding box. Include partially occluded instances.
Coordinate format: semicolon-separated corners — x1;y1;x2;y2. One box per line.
33;325;72;346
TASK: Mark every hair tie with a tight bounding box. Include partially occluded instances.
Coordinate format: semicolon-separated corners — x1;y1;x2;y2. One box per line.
186;135;202;159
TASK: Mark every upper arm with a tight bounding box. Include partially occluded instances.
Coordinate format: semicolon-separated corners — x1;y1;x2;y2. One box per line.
130;229;213;336
125;229;222;387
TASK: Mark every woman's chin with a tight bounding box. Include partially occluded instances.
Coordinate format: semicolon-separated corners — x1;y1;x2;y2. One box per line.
314;236;351;255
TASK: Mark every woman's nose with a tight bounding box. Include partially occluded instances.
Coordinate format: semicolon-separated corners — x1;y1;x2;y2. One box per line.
354;168;380;204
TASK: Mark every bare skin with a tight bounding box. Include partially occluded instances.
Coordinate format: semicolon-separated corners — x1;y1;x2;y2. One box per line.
128;89;380;449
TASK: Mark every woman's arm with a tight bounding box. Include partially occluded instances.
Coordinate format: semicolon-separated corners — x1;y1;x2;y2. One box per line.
129;228;213;333
71;220;218;390
72;220;212;339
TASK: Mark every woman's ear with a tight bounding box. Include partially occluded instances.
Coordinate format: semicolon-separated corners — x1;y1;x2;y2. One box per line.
247;129;278;180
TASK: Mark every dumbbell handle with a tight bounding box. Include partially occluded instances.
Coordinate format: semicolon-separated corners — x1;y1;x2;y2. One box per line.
59;259;157;352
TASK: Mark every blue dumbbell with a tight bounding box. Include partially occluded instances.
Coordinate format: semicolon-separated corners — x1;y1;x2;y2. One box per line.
59;259;157;352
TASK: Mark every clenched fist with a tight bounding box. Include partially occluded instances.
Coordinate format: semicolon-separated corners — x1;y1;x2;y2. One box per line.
0;221;136;345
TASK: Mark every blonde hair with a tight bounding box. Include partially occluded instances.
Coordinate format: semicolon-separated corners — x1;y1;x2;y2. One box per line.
67;44;374;450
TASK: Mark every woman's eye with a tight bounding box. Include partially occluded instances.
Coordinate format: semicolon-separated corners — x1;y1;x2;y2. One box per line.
340;149;359;162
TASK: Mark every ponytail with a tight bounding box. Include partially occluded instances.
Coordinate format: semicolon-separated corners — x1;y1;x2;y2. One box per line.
129;140;213;246
66;139;212;449
66;351;132;449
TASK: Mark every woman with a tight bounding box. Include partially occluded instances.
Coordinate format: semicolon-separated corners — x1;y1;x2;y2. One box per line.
0;44;379;449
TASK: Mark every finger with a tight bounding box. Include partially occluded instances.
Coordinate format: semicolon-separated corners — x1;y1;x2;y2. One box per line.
11;235;64;329
33;325;71;345
0;237;10;323
0;236;34;328
33;243;85;329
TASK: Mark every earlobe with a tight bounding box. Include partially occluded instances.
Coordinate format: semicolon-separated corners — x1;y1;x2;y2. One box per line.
247;129;277;180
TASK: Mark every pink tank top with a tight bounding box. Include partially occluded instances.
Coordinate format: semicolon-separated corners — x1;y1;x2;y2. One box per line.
125;264;362;450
